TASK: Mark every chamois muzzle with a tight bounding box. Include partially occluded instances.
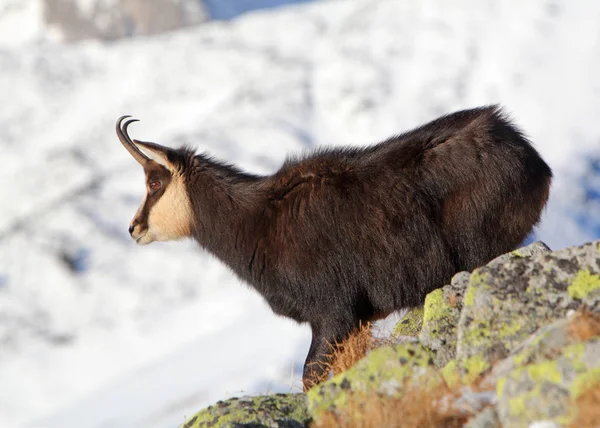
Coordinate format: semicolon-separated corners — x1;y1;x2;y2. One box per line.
116;116;151;166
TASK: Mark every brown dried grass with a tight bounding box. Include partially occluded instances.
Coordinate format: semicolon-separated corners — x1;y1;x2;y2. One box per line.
446;292;460;309
328;323;376;376
570;382;600;428
313;381;470;428
568;307;600;342
304;323;376;389
567;309;600;426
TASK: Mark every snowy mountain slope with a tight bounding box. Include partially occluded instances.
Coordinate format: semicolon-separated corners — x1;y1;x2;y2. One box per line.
1;0;600;427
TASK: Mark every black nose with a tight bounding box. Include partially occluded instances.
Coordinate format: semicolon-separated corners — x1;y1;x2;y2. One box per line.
128;225;135;235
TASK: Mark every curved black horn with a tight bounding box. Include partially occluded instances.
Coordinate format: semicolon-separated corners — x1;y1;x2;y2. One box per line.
116;116;150;166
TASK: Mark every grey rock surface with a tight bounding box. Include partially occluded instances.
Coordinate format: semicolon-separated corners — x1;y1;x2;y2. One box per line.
182;393;310;428
456;241;600;378
464;406;501;428
44;0;208;42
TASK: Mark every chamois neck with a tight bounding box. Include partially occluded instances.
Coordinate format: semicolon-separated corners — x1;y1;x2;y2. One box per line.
187;154;264;265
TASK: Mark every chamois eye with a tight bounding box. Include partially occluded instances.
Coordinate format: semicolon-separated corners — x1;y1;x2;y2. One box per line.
149;181;161;191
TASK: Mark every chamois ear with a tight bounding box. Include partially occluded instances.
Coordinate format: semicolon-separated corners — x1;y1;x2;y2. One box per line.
133;139;177;171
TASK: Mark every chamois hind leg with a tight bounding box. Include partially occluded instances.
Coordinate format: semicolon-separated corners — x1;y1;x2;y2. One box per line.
302;316;357;391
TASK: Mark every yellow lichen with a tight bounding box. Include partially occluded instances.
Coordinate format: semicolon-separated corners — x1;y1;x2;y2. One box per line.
463;285;477;307
526;360;562;384
570;368;600;399
423;289;450;323
513;350;529;367
440;360;460;388
464;271;488;307
393;308;424;337
563;342;586;360
511;249;526;258
499;319;524;338
568;270;600;300
497;377;507;397
462;320;492;347
461;354;490;384
508;394;528;416
506;385;545;418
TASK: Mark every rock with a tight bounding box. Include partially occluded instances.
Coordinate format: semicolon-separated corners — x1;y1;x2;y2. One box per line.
419;242;552;370
43;0;208;42
453;388;496;415
182;394;310;428
496;338;600;426
393;307;424;337
419;271;470;367
491;241;552;265
464;406;501;428
307;342;442;420
456;241;600;382
487;315;581;385
481;310;600;426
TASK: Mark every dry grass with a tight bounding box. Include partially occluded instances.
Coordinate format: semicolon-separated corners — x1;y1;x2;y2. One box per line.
570;382;600;428
306;323;376;387
328;323;376;376
568;309;600;427
446;292;460;309
568;307;600;342
313;382;470;428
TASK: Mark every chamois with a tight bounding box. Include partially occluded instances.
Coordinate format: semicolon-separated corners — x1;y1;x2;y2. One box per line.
116;106;552;390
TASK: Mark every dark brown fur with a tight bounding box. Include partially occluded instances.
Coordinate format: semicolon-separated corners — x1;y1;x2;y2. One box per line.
120;105;552;389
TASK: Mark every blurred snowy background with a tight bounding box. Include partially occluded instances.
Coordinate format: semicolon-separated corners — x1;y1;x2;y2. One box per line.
1;0;600;427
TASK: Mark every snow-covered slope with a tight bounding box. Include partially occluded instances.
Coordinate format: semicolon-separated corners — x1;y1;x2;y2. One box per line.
1;0;600;427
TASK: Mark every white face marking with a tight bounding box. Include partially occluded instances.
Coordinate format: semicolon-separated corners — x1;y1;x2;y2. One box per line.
129;171;193;245
146;173;193;242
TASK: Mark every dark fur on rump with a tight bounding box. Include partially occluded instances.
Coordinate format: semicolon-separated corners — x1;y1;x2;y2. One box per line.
136;106;552;389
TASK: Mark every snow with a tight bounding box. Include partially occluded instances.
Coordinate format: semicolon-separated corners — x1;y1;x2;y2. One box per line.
1;0;600;427
0;0;45;47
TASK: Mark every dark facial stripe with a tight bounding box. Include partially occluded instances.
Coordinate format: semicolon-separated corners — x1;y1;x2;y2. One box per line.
136;162;173;230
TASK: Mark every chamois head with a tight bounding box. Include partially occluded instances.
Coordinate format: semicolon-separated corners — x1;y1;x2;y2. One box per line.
116;116;193;245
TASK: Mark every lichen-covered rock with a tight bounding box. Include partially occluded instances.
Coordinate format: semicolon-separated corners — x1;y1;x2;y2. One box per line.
487;315;581;386
490;241;552;266
453;387;497;415
456;241;600;381
182;394;310;428
496;338;600;426
419;242;551;370
307;342;442;420
393;307;424;337
419;271;470;367
464;406;501;428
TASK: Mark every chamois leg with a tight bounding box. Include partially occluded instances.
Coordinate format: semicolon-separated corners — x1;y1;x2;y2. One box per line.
302;317;356;391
